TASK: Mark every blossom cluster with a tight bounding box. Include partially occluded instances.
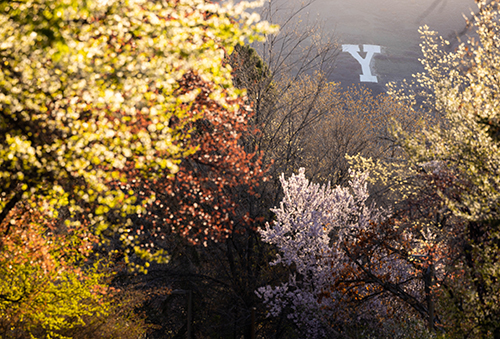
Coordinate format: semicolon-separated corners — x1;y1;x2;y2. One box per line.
257;169;418;337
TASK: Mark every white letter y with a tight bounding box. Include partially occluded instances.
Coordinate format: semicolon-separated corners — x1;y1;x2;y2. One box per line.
342;44;381;83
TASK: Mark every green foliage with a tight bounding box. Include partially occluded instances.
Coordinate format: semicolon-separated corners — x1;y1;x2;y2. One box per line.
0;203;112;338
231;44;272;90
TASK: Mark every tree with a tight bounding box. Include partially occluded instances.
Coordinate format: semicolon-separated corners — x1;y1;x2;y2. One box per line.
0;201;114;339
132;75;267;246
228;0;338;184
114;42;278;339
372;0;500;336
0;0;276;335
257;169;435;338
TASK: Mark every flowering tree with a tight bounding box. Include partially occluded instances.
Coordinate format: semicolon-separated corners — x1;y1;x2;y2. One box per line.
385;1;500;337
257;169;429;338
